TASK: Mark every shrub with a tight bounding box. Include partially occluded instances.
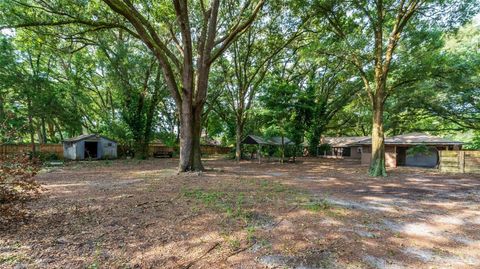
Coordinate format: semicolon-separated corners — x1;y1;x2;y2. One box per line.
34;152;60;162
406;144;430;156
0;154;41;225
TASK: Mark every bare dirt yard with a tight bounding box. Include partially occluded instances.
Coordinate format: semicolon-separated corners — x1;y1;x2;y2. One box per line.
1;157;479;269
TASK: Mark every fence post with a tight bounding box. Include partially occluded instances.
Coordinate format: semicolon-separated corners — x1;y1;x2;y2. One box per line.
460;151;465;173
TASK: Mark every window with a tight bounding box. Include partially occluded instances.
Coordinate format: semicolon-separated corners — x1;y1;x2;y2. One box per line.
357;147;362;153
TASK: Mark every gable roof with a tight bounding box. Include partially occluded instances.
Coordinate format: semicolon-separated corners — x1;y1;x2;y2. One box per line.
355;133;463;146
321;136;369;147
242;135;294;146
63;134;117;143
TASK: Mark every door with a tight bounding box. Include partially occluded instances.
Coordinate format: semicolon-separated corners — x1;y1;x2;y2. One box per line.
84;141;98;159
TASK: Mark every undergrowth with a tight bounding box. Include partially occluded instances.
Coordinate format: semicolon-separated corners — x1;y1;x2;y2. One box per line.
0;154;41;226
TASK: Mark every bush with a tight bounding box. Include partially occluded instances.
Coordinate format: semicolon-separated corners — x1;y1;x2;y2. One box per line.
34;151;60;162
0;154;41;225
406;144;430;156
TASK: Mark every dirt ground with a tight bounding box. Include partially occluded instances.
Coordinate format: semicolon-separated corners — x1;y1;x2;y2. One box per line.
1;157;479;269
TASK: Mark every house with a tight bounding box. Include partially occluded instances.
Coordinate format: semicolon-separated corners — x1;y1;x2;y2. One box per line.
319;136;369;159
319;133;463;168
63;134;117;160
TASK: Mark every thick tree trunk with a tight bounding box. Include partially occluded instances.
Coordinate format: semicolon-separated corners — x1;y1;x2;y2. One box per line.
179;101;194;172
369;99;387;177
235;120;243;162
135;139;149;159
308;125;324;157
191;105;204;171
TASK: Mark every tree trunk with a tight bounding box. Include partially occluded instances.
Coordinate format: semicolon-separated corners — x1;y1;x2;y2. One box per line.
369;99;387;177
281;135;285;164
308;125;324;157
191;105;204;171
41;117;47;144
54;119;64;141
0;94;4;123
235;120;243;162
135;139;149;160
27;98;36;154
179;101;194;172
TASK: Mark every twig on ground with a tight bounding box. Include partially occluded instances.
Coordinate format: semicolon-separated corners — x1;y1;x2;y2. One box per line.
225;241;255;260
181;242;220;269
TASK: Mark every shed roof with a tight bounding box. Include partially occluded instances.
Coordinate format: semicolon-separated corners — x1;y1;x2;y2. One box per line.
63;134;117;143
354;133;463;146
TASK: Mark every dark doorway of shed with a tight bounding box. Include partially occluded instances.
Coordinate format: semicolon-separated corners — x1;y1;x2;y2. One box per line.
84;141;98;159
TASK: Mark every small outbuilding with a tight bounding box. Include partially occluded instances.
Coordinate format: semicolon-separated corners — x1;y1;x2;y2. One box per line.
63;134;117;160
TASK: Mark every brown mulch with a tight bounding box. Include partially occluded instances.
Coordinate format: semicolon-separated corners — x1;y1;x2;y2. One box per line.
1;157;479;269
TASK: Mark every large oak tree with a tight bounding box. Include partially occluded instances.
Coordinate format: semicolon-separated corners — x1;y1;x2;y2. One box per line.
312;0;478;176
2;0;265;171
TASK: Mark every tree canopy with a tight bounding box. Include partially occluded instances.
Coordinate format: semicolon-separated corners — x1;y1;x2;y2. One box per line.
1;0;479;175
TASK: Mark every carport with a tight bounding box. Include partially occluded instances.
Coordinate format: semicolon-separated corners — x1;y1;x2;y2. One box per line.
242;135;294;163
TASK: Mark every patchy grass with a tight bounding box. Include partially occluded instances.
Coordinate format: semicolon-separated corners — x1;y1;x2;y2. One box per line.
303;198;332;212
3;158;480;269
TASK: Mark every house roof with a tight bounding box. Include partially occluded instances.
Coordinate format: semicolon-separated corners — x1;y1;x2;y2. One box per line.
321;136;369;147
354;133;463;146
63;134;117;143
242;135;294;146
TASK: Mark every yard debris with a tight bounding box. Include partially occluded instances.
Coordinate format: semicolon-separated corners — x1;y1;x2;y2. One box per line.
1;158;479;268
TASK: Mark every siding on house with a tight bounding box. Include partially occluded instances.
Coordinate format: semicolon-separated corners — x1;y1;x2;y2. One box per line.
361;145;397;167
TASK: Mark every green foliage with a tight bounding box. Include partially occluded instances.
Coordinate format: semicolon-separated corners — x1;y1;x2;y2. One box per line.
0;0;479;168
304;199;332;212
406;145;431;156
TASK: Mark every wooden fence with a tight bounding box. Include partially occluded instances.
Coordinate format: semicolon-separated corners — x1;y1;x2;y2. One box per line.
1;143;231;158
439;150;480;173
200;145;231;155
0;143;63;157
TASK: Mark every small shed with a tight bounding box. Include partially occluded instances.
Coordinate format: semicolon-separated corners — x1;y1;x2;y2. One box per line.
63;134;117;160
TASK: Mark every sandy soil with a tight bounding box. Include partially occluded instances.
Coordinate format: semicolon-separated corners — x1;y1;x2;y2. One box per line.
1;157;479;269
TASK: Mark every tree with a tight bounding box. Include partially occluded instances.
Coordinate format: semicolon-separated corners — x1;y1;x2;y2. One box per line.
219;7;304;161
313;0;478;176
2;0;265;171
